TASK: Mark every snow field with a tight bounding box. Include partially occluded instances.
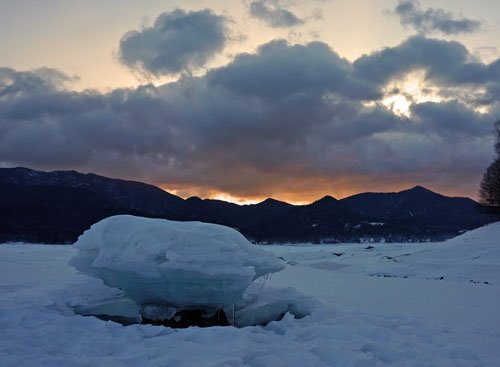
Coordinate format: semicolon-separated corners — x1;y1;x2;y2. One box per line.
1;223;500;366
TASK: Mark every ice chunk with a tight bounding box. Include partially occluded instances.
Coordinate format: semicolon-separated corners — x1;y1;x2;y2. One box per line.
72;297;141;325
59;276;142;324
228;282;318;327
140;304;177;321
69;215;284;308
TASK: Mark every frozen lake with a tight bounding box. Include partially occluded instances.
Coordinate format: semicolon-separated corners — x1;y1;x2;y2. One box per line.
1;223;500;366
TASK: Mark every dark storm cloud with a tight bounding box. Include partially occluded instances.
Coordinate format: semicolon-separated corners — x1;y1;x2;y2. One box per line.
410;101;493;137
118;9;229;76
0;70;180;171
248;1;304;28
354;36;469;86
208;40;380;101
0;67;75;97
354;35;500;106
395;0;482;35
1;36;499;199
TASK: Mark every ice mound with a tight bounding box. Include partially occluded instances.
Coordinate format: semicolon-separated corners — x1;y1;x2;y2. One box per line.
69;215;284;310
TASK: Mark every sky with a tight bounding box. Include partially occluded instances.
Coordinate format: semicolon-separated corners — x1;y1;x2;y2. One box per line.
1;0;500;204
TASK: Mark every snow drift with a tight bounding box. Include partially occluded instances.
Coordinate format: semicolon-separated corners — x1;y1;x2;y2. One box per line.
69;215;285;318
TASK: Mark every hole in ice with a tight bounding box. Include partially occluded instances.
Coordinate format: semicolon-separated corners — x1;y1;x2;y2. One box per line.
141;308;230;328
69;282;313;329
74;305;299;328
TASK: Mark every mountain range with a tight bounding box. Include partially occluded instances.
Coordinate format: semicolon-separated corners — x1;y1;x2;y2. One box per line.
0;167;494;244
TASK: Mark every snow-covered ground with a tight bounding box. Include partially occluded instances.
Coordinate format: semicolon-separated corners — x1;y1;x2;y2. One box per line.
1;223;500;366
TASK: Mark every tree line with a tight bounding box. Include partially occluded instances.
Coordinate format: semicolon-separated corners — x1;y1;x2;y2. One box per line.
480;119;500;216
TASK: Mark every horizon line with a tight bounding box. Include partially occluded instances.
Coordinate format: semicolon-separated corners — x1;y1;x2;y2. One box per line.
0;166;478;206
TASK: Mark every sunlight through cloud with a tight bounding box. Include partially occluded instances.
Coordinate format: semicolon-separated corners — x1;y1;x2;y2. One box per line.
381;69;443;117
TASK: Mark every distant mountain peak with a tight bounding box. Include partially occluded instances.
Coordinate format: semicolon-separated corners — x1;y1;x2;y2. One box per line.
186;196;203;202
401;185;438;196
323;195;338;200
313;195;339;205
257;198;290;207
262;198;278;203
409;185;430;191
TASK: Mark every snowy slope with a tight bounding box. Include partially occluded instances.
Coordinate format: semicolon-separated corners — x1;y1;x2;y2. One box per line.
267;222;500;286
1;224;500;366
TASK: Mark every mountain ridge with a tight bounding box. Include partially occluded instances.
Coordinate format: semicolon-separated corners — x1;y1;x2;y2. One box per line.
0;167;494;244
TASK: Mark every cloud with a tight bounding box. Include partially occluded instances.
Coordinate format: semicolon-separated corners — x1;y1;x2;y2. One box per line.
1;36;499;200
354;36;500;106
118;9;229;76
249;1;304;28
354;36;470;89
0;67;76;97
208;40;380;101
410;101;492;137
394;0;482;35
